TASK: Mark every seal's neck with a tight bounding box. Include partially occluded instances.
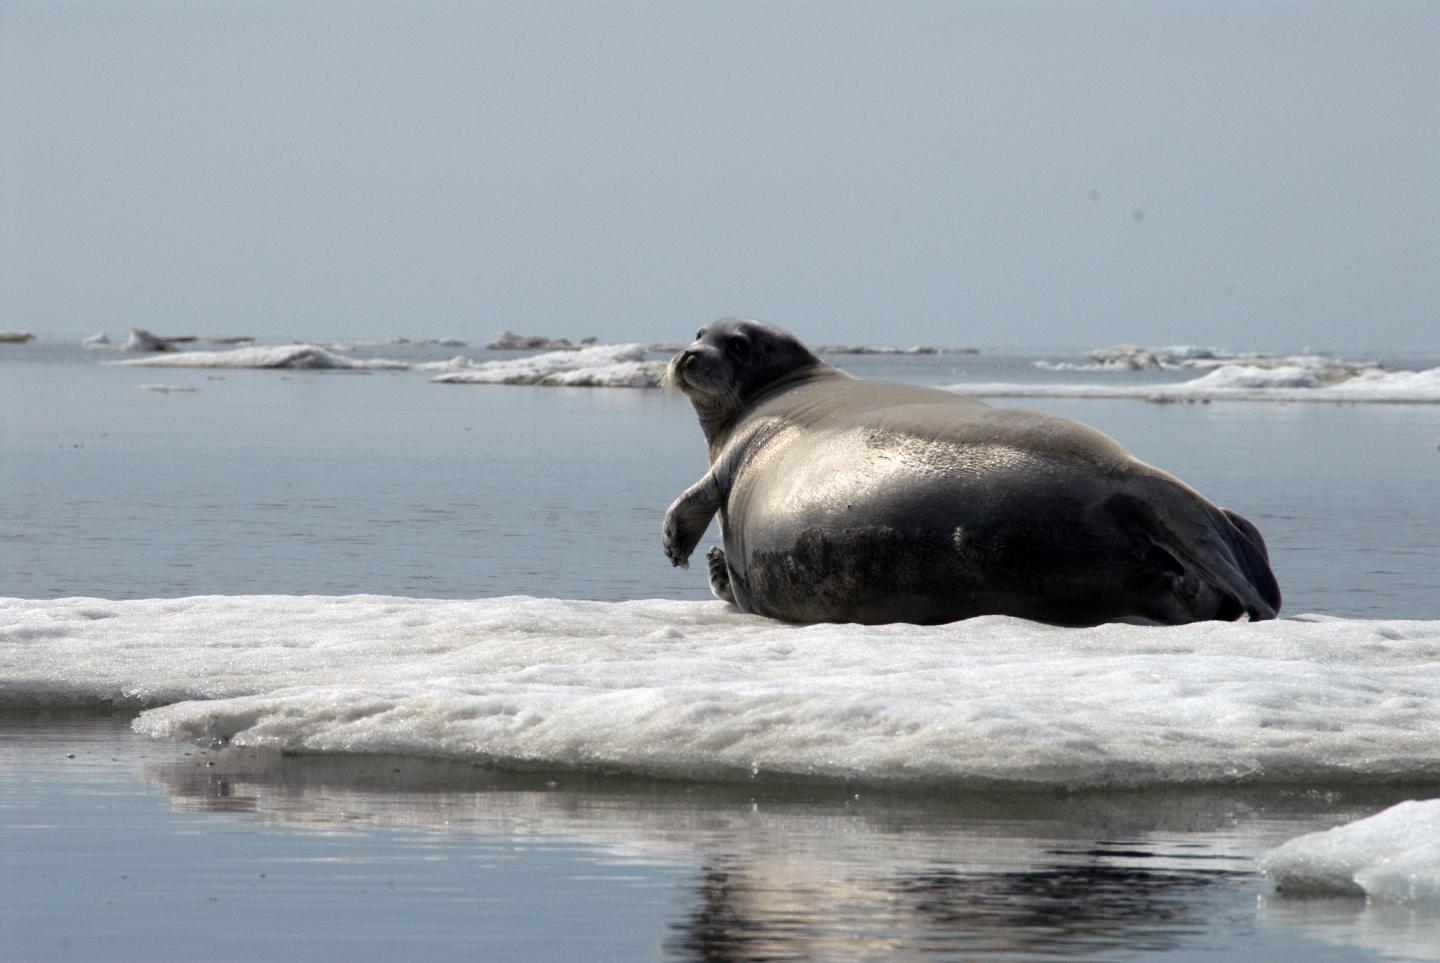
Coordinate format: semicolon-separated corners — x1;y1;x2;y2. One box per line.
692;401;736;463
694;362;847;463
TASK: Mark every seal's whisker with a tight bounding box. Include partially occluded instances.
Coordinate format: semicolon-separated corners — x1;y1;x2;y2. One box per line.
659;358;683;394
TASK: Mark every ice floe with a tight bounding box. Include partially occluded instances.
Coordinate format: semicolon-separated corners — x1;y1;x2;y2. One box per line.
953;363;1440;404
108;339;664;385
113;343;416;370
485;330;597;351
123;328;177;352
818;344;933;355
326;336;467;349
4;595;1440;788
1037;345;1382;375
1261;799;1440;903
1084;344;1235;370
433;343;665;387
0;330;36;343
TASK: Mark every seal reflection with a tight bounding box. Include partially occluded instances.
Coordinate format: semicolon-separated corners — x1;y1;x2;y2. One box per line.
142;749;1323;960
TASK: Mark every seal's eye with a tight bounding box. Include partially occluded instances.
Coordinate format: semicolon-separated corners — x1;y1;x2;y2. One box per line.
727;335;752;363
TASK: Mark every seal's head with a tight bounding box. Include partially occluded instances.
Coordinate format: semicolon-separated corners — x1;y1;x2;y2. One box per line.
664;318;822;418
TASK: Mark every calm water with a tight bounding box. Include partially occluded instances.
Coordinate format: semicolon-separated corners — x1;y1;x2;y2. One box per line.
3;340;1440;960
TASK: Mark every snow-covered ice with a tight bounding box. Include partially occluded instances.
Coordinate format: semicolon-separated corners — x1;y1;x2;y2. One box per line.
1261;800;1440;902
484;330;596;351
109;341;666;384
122;328;176;352
114;343;416;370
954;363;1440;404
816;344;942;355
1040;345;1374;374
433;343;665;387
4;595;1440;788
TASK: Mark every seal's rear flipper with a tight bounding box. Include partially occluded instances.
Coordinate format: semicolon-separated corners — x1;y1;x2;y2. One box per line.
707;546;736;605
1108;491;1281;624
1220;508;1282;617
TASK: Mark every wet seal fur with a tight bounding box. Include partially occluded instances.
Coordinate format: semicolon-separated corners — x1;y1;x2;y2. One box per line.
662;318;1281;626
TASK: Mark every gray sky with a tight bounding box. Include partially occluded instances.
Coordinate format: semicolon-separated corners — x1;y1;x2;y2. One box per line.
3;0;1436;351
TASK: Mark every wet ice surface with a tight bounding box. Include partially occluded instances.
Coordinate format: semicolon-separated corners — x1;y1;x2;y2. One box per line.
4;596;1440;791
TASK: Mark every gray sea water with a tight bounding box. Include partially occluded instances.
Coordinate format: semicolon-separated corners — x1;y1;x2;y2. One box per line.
3;338;1440;960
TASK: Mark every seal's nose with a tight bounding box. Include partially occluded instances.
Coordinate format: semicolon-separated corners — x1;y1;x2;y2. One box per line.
678;349;697;368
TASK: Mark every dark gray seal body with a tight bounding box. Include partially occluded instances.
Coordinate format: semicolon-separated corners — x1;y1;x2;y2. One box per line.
662;319;1281;626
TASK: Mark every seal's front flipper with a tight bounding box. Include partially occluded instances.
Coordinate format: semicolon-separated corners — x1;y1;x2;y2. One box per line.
662;472;724;569
706;546;735;604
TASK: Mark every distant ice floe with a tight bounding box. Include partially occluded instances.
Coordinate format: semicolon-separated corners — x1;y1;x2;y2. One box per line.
956;361;1440;404
122;328;178;352
644;342;979;357
112;329;255;352
818;344;979;356
83;332;111;348
114;343;417;370
485;330;598;351
433;343;666;388
1261;799;1440;903
0;330;36;343
108;338;663;386
1065;343;1225;371
326;336;468;350
4;595;1440;789
1035;344;1381;375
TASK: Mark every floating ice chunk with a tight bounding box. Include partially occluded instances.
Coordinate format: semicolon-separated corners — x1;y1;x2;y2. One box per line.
1179;364;1324;390
1329;366;1440;398
953;363;1440;404
4;596;1440;788
0;330;36;343
1060;344;1380;374
648;341;974;357
818;344;938;355
123;328;176;352
485;330;597;350
433;343;665;388
83;332;111;348
114;344;413;370
1033;360;1121;372
1260;799;1440;902
817;344;978;355
1085;344;1167;370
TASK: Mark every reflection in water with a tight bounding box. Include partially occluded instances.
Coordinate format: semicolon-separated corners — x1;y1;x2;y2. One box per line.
138;745;1440;960
894;864;1235;957
1260;895;1440;962
665;858;1241;960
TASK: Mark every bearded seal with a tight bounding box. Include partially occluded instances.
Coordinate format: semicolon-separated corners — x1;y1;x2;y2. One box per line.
661;318;1281;626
